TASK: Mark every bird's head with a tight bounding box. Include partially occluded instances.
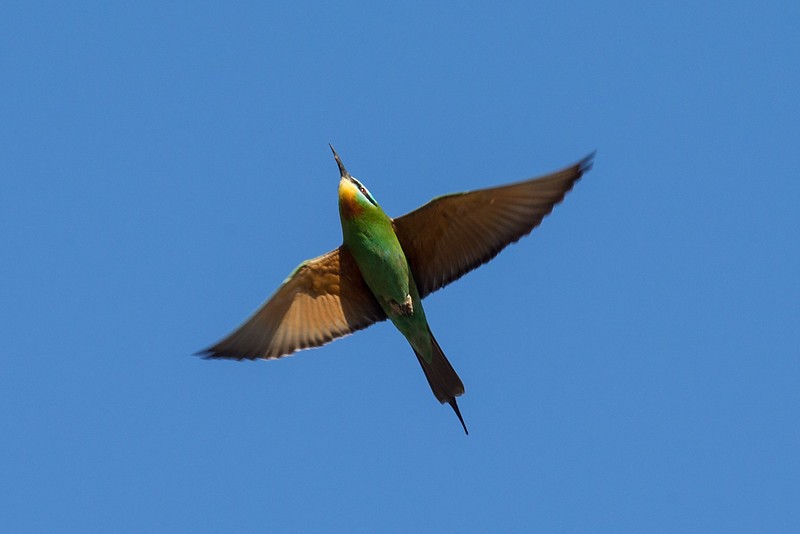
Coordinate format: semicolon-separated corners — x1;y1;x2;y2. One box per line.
331;145;381;220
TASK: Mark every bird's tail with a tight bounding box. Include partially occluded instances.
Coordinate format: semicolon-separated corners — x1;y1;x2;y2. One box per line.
412;329;468;434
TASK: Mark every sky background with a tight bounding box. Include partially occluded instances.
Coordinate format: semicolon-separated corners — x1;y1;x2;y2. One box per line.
2;2;799;532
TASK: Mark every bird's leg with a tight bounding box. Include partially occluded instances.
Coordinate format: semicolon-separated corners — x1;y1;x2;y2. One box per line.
389;294;414;316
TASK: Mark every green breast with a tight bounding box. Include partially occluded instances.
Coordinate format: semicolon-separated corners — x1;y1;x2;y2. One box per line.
341;211;411;309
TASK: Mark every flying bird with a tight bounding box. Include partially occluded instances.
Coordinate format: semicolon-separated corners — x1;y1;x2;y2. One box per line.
200;146;594;434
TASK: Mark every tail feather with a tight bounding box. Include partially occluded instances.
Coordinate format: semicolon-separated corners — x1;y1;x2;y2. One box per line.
413;329;468;435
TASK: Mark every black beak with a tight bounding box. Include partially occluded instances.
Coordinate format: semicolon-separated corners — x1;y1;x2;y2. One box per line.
329;144;349;178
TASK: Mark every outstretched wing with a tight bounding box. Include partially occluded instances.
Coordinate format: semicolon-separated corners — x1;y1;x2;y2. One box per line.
200;246;386;360
393;154;593;299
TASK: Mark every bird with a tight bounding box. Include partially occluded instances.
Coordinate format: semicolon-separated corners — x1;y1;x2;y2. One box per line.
200;146;594;434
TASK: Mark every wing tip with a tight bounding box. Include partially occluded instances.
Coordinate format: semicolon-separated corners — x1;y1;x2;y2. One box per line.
579;151;596;175
194;344;260;361
195;348;233;360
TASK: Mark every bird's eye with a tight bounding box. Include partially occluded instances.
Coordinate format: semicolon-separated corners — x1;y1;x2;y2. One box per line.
354;182;377;206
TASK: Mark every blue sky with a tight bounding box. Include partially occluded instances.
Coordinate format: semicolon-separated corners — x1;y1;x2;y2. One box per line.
2;2;798;532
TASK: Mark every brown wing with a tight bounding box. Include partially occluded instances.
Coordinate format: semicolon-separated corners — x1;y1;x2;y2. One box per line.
393;154;593;298
200;246;386;360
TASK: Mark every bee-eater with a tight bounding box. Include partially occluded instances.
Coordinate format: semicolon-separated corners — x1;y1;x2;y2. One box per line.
201;146;593;434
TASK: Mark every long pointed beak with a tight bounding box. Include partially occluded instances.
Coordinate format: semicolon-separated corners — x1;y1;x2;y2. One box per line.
329;144;349;178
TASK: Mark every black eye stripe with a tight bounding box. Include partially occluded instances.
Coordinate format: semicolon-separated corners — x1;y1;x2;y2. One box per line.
352;179;378;206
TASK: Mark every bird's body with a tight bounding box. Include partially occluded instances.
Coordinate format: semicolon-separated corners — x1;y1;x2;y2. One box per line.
201;146;593;434
336;154;467;430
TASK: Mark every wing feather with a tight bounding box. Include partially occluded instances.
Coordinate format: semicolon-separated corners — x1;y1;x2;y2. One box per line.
393;154;593;298
200;246;386;360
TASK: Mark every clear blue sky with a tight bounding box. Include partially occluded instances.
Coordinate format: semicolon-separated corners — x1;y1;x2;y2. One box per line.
2;2;798;532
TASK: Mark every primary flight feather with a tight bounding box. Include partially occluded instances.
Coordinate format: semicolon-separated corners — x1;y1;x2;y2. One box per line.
201;146;594;434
